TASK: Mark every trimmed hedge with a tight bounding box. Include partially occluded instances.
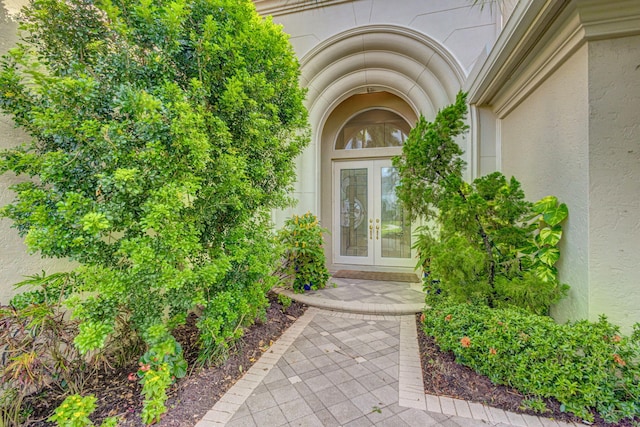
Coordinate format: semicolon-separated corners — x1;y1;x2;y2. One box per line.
423;302;640;423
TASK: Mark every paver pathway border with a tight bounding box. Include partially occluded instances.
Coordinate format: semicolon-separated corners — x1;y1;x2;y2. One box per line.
195;308;318;426
195;307;582;427
273;288;424;315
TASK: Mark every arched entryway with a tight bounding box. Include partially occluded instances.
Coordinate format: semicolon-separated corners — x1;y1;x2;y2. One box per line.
322;94;417;270
272;25;466;272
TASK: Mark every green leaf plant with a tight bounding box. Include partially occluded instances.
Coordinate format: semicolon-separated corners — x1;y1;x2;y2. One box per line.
423;303;640;423
48;395;117;427
393;92;568;315
0;0;308;423
278;212;330;293
1;272;94;427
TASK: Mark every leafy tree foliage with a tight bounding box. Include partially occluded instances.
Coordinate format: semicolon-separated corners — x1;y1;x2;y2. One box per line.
0;0;308;421
394;92;568;314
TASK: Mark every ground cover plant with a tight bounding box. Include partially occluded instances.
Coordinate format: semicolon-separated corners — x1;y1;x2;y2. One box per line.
0;0;308;424
393;92;568;315
423;303;640;424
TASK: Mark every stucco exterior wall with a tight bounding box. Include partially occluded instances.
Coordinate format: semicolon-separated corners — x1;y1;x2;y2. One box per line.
476;107;498;175
262;0;497;75
468;0;640;332
258;0;500;224
500;45;590;324
587;35;640;330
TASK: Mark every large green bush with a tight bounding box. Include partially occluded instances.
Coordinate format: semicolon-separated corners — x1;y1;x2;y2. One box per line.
423;302;640;423
393;92;568;314
0;0;307;423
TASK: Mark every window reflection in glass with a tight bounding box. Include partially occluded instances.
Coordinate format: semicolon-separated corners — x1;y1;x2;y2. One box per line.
336;110;409;150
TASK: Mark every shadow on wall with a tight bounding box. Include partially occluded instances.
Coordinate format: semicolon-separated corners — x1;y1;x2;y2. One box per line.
0;0;18;305
0;0;16;55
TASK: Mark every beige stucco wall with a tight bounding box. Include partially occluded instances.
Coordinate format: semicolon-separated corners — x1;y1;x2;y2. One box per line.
468;0;640;332
587;35;640;330
0;0;72;304
258;0;500;226
262;0;497;75
500;45;590;324
476;107;498;175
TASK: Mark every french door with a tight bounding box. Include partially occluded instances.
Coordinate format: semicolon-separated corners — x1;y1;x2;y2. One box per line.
333;159;414;267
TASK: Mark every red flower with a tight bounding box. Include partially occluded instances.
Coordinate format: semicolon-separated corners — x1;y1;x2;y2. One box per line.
460;337;471;348
613;354;626;366
128;372;137;381
489;348;497;355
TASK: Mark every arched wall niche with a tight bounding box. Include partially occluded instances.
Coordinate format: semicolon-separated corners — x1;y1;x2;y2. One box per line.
319;91;416;270
275;25;466;271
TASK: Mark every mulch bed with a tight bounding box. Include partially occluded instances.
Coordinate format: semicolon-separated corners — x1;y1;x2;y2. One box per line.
21;302;636;426
24;294;306;426
156;299;306;427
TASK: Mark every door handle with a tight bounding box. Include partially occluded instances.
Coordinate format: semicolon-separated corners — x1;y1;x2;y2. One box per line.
376;219;380;240
369;219;373;239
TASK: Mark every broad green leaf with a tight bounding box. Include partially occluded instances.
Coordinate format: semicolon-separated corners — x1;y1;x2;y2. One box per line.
538;247;560;266
533;232;542;246
532;196;558;214
539;225;563;246
534;265;557;282
173;358;188;378
543;203;568;226
518;244;538;255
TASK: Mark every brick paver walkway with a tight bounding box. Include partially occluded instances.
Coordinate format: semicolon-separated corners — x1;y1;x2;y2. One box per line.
195;306;581;427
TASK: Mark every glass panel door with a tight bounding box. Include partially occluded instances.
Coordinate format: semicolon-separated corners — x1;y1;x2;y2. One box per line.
334;161;373;265
333;160;414;268
339;168;369;258
376;163;412;266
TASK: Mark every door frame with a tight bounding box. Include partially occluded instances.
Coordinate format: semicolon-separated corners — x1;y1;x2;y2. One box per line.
318;95;419;273
332;159;415;268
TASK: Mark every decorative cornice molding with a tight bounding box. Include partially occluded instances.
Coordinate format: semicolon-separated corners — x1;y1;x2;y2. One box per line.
575;0;640;40
491;8;585;117
466;0;640;117
253;0;352;17
465;0;568;108
299;24;469;150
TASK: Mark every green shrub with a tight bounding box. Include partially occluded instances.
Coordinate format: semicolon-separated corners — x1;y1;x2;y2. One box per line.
395;92;568;314
48;395;117;427
279;212;330;293
423;302;640;423
0;0;307;423
277;294;293;311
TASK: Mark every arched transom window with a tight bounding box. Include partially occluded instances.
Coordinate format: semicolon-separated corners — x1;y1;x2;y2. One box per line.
336;109;410;150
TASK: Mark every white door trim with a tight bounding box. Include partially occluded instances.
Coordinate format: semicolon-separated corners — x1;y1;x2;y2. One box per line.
332;159;415;268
